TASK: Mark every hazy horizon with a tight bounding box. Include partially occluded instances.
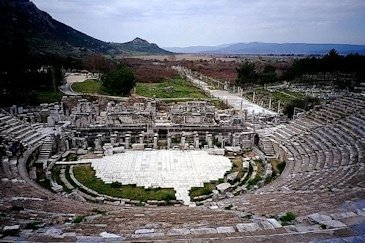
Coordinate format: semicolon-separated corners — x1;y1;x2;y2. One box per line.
32;0;365;47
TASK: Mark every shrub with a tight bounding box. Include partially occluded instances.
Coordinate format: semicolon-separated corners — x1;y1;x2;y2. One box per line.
73;215;85;223
110;181;122;188
280;212;296;222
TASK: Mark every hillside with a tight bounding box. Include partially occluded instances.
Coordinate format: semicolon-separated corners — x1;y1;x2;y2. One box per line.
0;0;170;58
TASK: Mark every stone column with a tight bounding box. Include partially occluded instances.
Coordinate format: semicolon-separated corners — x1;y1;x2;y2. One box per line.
194;131;199;149
110;134;116;147
233;133;240;147
83;137;88;149
139;133;144;144
269;98;272;110
153;133;158;149
125;134;131;149
95;134;102;151
115;131;120;143
207;134;213;148
252;92;256;103
181;132;186;149
167;133;171;149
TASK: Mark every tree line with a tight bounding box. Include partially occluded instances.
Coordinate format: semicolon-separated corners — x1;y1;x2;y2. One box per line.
236;49;365;89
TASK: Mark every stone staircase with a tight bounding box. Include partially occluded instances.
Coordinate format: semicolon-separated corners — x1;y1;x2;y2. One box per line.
35;137;54;165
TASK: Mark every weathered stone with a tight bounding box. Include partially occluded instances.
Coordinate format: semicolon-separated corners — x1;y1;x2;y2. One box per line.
135;228;155;234
190;227;217;235
236;223;261;232
267;218;282;228
227;172;239;183
294;224;321;232
260;220;275;230
216;183;231;193
99;232;123;238
3;225;20;236
307;213;332;224
216;226;235;234
167;228;190;235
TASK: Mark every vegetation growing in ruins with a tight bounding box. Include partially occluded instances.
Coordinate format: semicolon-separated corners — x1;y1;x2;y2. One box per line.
72;215;85;223
73;165;176;202
34;90;64;103
279;212;296;225
136;78;207;98
243;89;321;118
72;79;102;94
190;181;219;199
101;66;136;96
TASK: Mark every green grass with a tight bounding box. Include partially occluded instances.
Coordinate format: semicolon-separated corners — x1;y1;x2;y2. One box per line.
34;90;63;103
72;79;102;94
136;78;208;98
73;165;176;202
190;181;220;199
272;90;306;104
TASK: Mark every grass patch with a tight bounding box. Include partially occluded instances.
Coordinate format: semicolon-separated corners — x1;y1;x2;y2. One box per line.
72;79;103;94
230;157;244;179
190;181;219;199
73;165;176;202
136;78;208;98
34;90;63;103
270;159;286;175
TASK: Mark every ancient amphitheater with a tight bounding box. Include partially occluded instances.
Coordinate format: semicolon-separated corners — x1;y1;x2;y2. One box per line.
1;88;365;241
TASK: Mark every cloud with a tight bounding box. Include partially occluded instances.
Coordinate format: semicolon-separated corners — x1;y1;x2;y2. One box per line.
32;0;365;46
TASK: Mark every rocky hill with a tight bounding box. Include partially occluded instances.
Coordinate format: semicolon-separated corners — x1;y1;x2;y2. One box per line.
0;0;171;58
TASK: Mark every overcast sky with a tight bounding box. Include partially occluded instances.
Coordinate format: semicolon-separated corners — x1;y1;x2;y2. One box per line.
32;0;365;47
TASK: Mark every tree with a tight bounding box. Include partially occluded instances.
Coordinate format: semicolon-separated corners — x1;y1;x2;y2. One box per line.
101;66;135;96
236;62;257;86
83;54;110;77
259;64;278;84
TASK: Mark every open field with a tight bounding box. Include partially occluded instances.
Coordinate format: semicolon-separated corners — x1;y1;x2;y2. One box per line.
71;79;102;94
136;78;208;98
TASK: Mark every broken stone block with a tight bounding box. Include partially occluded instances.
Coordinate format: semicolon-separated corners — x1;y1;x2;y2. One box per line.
216;183;231;193
3;225;20;236
226;171;239;183
236;223;261;232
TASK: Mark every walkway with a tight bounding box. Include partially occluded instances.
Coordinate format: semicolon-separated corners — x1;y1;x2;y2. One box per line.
175;67;277;116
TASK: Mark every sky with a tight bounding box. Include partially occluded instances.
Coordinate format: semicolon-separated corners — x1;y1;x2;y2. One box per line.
32;0;365;47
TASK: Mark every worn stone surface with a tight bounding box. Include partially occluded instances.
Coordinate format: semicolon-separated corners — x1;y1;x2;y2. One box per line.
167;228;191;235
216;226;235;234
190;227;217;235
135;228;155;234
236;223;261;232
267;218;282;228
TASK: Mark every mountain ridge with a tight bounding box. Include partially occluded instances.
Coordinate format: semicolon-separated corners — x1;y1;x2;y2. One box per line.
0;0;171;58
165;42;365;55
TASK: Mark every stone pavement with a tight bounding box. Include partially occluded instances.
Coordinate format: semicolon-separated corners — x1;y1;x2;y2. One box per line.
81;150;232;205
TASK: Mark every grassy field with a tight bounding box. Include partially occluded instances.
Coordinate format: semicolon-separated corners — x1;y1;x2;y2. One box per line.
136;78;208;98
73;165;176;202
34;90;64;103
72;79;102;94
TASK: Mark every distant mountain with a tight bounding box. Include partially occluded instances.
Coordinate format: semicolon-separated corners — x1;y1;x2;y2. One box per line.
0;0;171;57
166;42;365;55
112;38;171;56
165;44;232;53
